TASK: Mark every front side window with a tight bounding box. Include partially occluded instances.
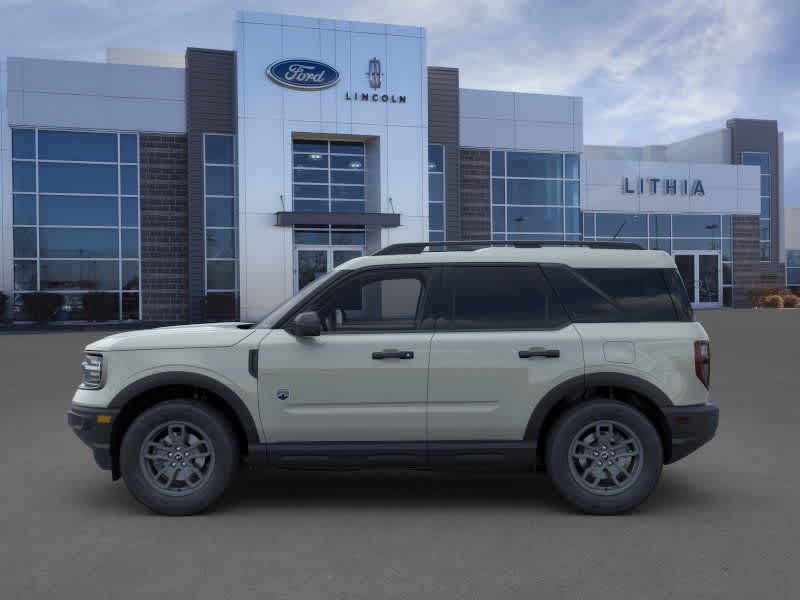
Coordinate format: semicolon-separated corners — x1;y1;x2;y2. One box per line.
442;265;567;330
311;270;428;332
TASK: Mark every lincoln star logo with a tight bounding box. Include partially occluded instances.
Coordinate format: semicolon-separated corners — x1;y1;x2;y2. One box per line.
367;57;382;89
267;59;340;90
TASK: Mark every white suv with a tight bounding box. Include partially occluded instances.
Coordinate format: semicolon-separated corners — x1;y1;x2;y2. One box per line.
68;241;717;516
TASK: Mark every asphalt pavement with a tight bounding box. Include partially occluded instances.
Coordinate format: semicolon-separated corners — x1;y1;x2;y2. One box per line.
1;309;798;599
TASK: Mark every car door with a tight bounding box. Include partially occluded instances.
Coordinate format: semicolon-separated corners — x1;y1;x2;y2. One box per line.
258;266;435;444
427;264;584;441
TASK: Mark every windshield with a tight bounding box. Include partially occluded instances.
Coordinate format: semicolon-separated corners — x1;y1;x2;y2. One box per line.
256;270;337;328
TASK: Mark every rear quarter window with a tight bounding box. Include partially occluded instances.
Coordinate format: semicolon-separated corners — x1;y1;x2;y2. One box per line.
542;265;691;322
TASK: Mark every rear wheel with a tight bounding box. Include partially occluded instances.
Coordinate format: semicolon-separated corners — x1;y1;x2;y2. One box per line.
120;400;239;515
545;400;663;515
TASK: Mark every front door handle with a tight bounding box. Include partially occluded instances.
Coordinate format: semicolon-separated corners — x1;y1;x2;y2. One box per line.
519;347;560;359
372;349;414;360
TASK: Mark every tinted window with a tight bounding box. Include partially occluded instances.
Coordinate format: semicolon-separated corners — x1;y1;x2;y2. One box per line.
39;163;118;194
663;269;694;321
313;271;426;332
38;131;117;162
39;228;118;258
577;269;678;321
542;265;623;322
40;195;118;226
444;266;567;330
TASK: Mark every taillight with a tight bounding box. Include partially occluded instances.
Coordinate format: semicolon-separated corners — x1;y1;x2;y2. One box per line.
694;340;710;389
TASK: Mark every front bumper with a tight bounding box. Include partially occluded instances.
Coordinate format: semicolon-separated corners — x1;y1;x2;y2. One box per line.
663;403;719;463
67;405;120;471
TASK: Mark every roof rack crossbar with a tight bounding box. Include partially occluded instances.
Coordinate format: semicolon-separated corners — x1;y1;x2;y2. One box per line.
373;240;643;256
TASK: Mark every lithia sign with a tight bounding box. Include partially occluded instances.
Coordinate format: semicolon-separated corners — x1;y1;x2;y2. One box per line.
623;177;705;196
267;57;407;103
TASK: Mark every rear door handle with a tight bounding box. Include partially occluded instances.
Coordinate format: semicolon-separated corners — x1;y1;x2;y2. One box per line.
372;349;414;360
518;347;560;359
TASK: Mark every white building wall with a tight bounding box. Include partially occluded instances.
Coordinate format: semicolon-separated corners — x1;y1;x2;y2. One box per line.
106;48;186;69
585;129;731;165
582;158;761;215
235;11;429;320
784;206;800;250
7;57;185;132
459;89;582;152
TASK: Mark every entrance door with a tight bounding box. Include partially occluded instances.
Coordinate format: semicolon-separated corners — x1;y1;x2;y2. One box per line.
295;246;363;291
674;252;721;308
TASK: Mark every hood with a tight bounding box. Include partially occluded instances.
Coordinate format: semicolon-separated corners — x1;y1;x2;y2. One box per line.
85;322;258;352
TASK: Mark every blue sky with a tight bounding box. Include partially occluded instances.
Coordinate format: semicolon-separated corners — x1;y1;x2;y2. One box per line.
2;0;798;204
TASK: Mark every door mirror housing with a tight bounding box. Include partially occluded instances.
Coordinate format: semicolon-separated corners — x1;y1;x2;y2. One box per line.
293;311;322;337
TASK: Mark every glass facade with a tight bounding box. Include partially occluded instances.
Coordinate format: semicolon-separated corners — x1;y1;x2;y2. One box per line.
787;250;800;288
293;225;365;290
204;134;238;301
428;144;445;241
491;150;580;240
11;128;141;320
292;140;365;213
583;212;733;306
742;152;770;261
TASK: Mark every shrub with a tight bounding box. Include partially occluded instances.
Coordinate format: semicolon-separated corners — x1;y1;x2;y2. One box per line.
782;294;799;308
21;293;64;324
0;292;7;322
746;287;770;307
82;292;118;322
762;295;784;309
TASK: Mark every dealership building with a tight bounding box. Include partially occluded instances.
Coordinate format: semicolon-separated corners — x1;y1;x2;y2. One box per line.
0;10;791;322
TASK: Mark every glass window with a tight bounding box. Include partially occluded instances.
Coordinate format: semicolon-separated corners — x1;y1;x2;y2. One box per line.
121;229;138;258
205;135;234;164
445;266;567;330
294;230;329;245
741;152;769;174
578;269;679;321
206;229;236;258
565;208;580;234
491;151;505;177
649;238;671;252
12;161;36;192
721;215;732;237
294;199;328;212
507;152;562;178
330;141;365;155
507;206;564;233
565;181;580;207
565;154;580;180
331;230;366;245
542;264;623;322
760;175;770;197
120;135;138;163
39;163;118;194
492;179;505;205
760;242;770;262
332;200;365;213
122;261;139;290
760;220;770;240
492;207;505;233
428;145;444;172
40;195;118;226
293;140;328;154
14;261;37;291
583;213;595;238
121;198;139;227
293;168;328;184
207;260;236;290
507;179;562;206
595;213;647;238
40;260;119;290
206;166;235;196
314;272;425;332
294;153;329;168
294;184;329;199
331;185;364;200
13;194;36;225
39;228;118;258
206;197;235;227
331;170;364;185
122;293;140;320
787;250;800;268
13;228;37;258
120;165;138;195
672;238;721;251
673;214;720;237
12;129;35;159
429;203;444;231
38;131;117;162
649;214;671;237
761;197;770;219
331;156;363;170
429;173;444;203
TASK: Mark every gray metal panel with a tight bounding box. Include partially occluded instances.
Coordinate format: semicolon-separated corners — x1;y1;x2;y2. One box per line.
427;67;460;240
727;119;781;272
186;48;237;323
275;212;401;227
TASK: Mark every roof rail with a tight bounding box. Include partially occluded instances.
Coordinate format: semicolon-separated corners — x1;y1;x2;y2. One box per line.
373;240;643;256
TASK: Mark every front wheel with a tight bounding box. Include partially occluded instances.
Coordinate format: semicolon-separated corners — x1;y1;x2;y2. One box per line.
545;400;663;515
120;400;239;515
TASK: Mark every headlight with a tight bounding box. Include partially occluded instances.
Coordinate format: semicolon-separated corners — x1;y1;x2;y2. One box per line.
80;353;104;389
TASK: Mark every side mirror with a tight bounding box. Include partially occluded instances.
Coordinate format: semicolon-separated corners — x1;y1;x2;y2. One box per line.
293;311;322;337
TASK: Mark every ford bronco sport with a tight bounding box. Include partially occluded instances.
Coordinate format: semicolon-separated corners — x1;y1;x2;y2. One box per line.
68;240;718;515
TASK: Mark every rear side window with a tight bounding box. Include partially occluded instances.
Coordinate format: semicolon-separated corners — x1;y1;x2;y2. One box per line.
663;269;694;321
442;265;568;330
542;266;690;322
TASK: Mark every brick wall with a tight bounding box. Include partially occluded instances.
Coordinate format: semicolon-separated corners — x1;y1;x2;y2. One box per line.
732;215;786;307
459;149;490;239
139;133;189;322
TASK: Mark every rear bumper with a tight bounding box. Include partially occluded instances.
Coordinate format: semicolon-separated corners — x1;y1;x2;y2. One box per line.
663;403;719;464
67;405;119;471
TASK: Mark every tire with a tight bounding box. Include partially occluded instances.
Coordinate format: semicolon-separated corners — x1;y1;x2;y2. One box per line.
120;399;239;516
545;400;663;515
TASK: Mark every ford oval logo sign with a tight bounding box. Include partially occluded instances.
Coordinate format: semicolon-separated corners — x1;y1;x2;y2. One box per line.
267;59;340;90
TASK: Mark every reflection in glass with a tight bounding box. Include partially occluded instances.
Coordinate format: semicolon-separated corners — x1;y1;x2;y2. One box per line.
40;261;119;290
297;250;327;290
39;163;118;194
206;229;236;258
40;195;118;226
39;228;118;258
207;261;236;290
38;131;117;162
